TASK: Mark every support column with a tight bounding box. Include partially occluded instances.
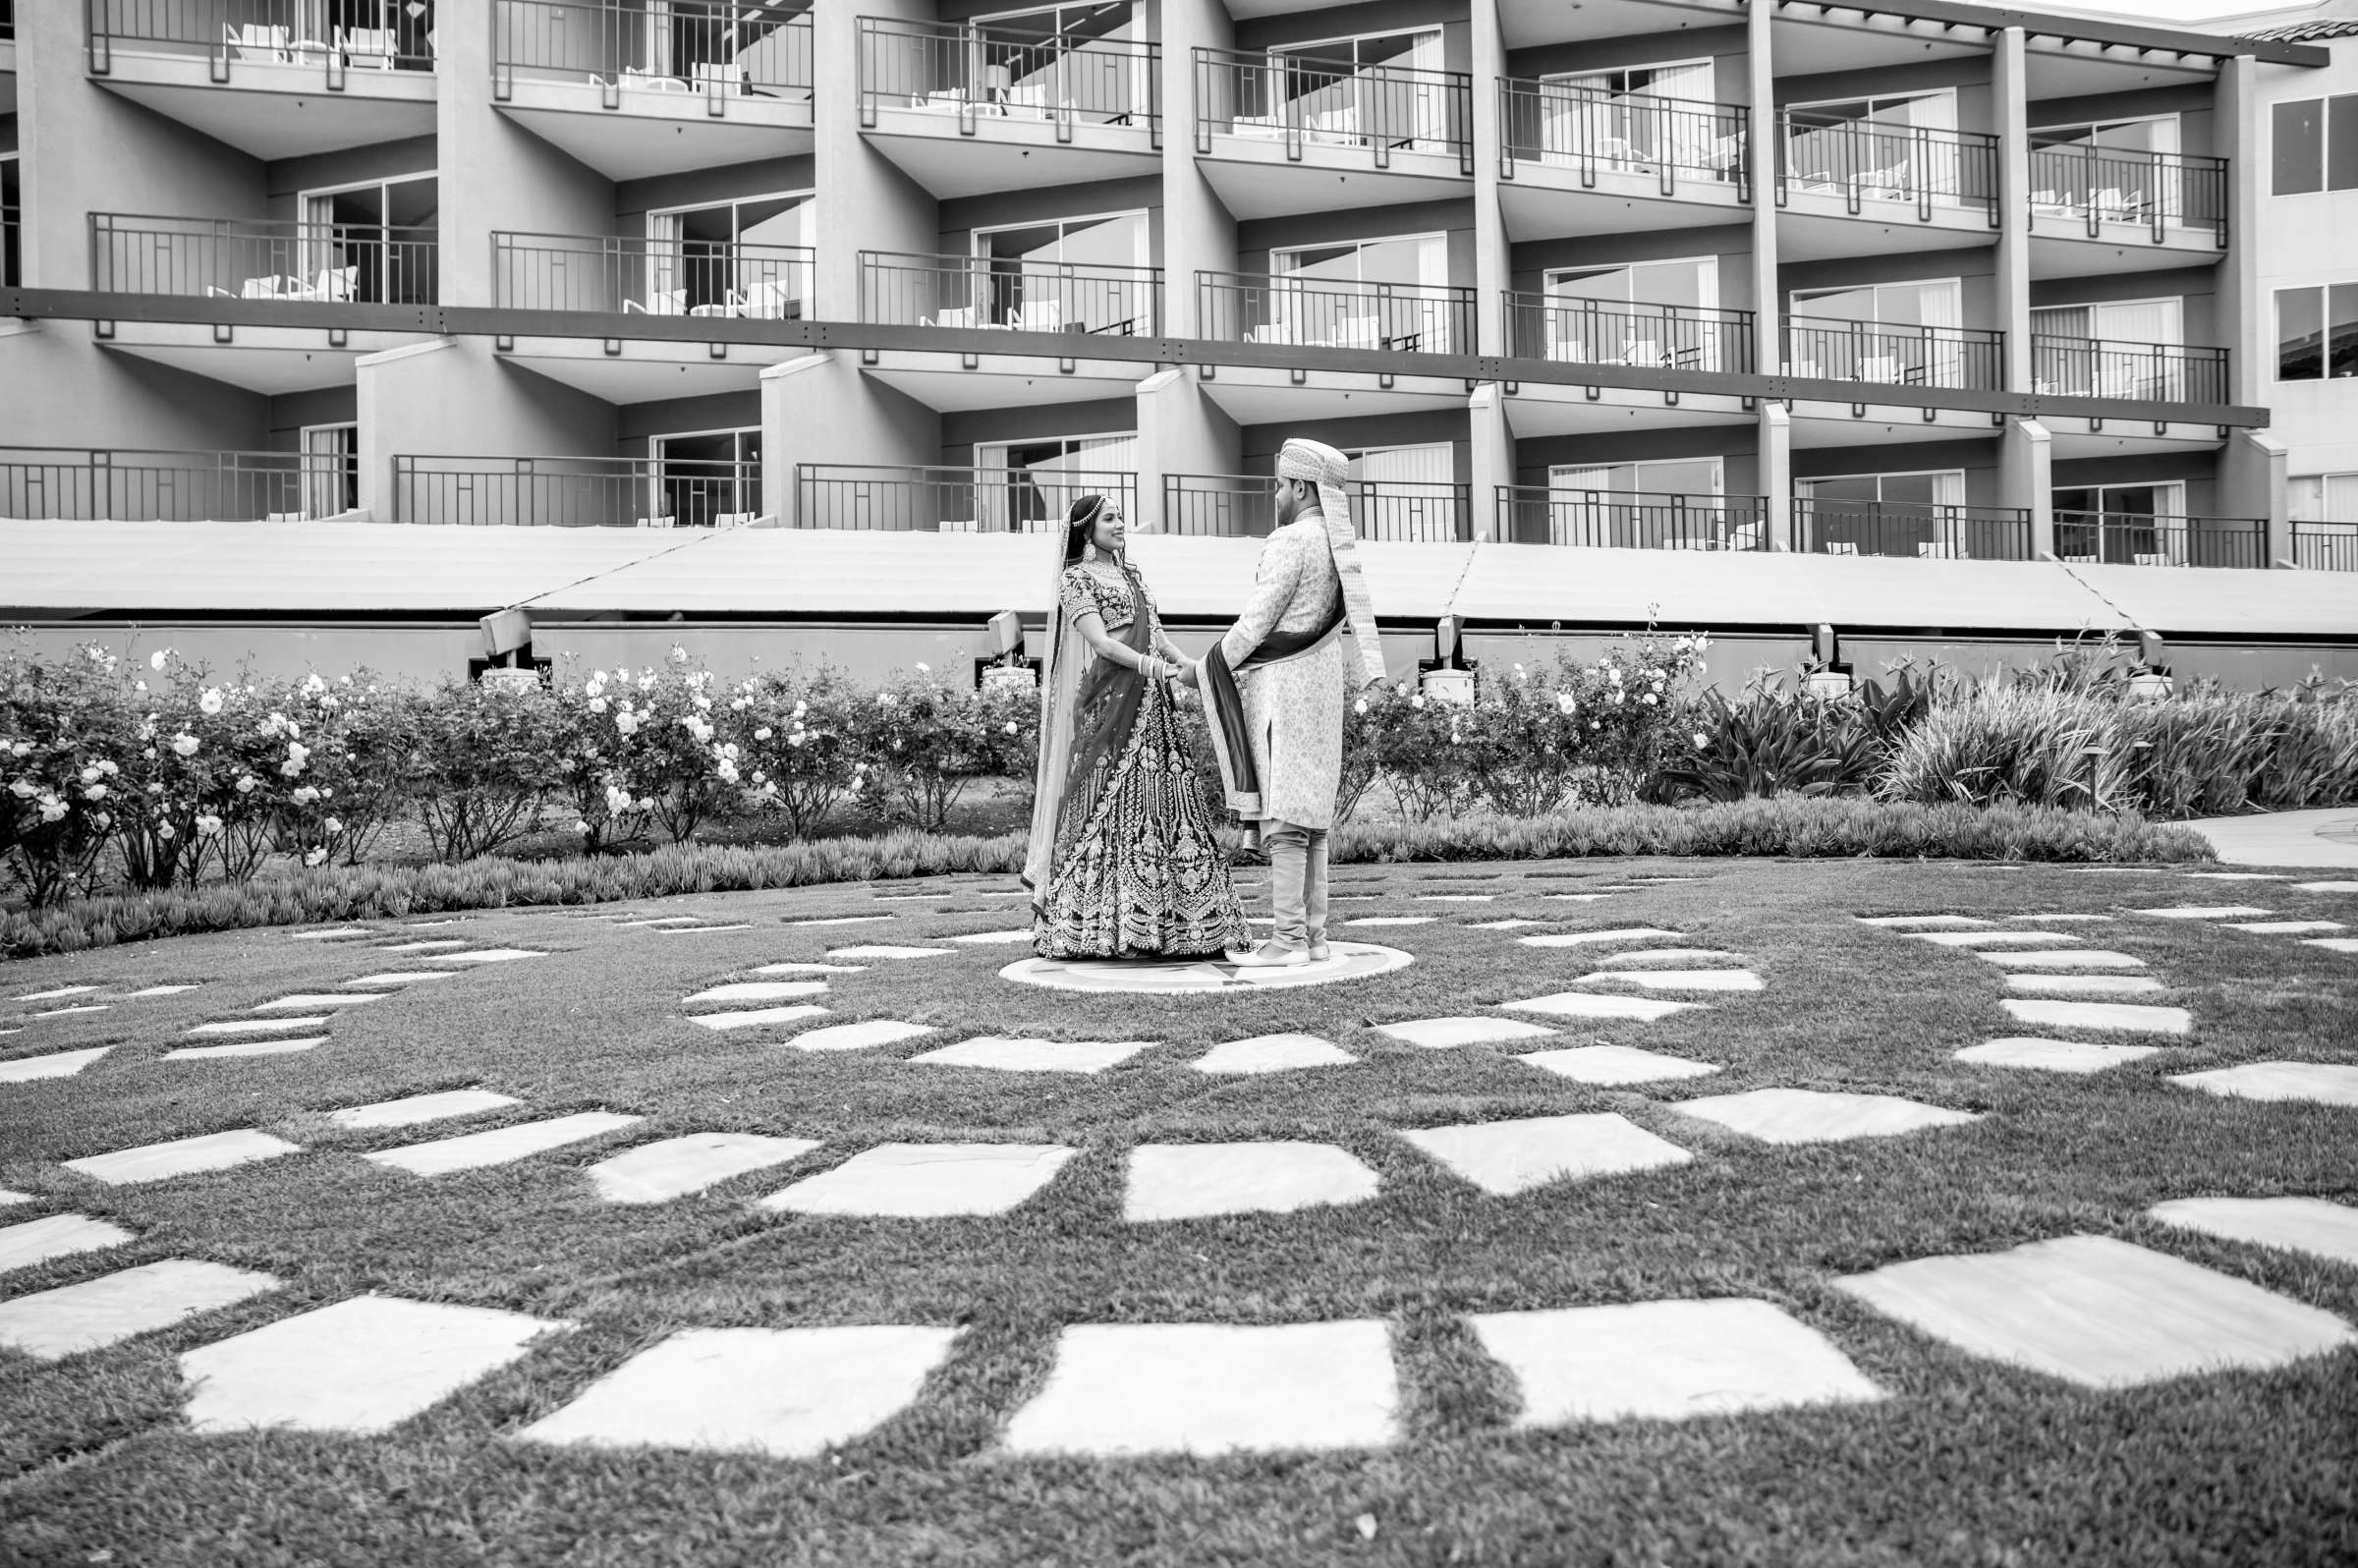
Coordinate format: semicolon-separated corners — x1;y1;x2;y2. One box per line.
1745;0;1781;394
1999;417;2052;557
814;0;936;325
761;352;940;527
1137;366;1240;529
440;12;609;308
1155;0;1238;338
1757;402;1792;548
1993;28;2032;394
2218;56;2267;410
2220;429;2289;564
1470;0;1510;358
1469;383;1513;541
357;338;618;522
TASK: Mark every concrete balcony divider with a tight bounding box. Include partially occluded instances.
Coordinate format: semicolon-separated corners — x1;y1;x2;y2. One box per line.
1776;112;2000;225
1496;79;1749;198
1197;272;1474;356
856;15;1157;141
492;232;811;317
0;446;357;522
860;252;1160;336
2054;511;2268;569
392;455;761;529
794;464;1137;532
1503;293;1755;372
91;212;436;305
2030;142;2227;247
1790;498;2034;561
1495;487;1771;550
491;0;810;103
2031;336;2227;404
1783;316;2004;391
1193;47;1472;173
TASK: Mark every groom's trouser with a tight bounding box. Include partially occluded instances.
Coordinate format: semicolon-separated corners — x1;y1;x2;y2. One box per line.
1263;821;1329;949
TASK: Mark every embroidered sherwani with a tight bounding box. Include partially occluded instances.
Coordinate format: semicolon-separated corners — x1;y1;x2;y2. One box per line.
1217;516;1347;830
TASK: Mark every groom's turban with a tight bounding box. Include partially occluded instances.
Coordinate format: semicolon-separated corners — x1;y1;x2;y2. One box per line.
1277;437;1386;688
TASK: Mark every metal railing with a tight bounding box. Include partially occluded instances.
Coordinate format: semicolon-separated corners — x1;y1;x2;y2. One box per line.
1194;46;1472;172
2030;142;2227;246
856;15;1156;141
492;232;810;316
2;211;18;290
2032;337;2227;404
91;212;437;303
2293;523;2358;573
393;455;760;528
86;0;437;73
0;447;358;521
1163;476;1467;540
1496;487;1770;549
1160;475;1276;537
1777;110;1999;223
861;251;1159;336
1783;317;2002;390
795;464;1136;532
491;0;810;102
1503;293;1754;372
1790;497;2033;561
1497;80;1748;197
1199;271;1473;355
2053;512;2267;569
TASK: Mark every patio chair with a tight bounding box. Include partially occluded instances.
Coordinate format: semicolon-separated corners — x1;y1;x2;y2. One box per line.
637;515;678;530
2062;553;2099;563
1917;541;1960;559
737;279;802;319
1330;316;1381;350
622;68;694;92
1617;338;1663;366
337;27;398;69
926;306;982;329
689;294;742;318
1228;114;1289;140
240;275;293;300
1824;540;1860;556
1011;300;1065;333
1306;106;1361;143
224;24;291;61
625;289;688;315
2132;551;2170;567
693;62;750;95
1859;355;1904;383
311;266;359;302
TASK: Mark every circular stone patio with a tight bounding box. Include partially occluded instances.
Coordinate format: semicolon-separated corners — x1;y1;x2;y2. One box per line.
997;942;1415;994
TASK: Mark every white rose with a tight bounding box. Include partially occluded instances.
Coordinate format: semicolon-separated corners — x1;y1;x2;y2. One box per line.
1003;721;1018;735
195;813;223;835
83;784;108;801
915;662;930;673
98;759;118;776
171;733;200;757
589;697;608;713
304;847;328;868
753;727;773;741
39;801;68;823
235;775;258;794
323;816;342;834
7;781;33;799
1409;695;1426;709
155;819;175;838
149;650;168;670
1554;694;1577;716
1692;732;1709;748
1354;698;1369;715
614;711;639;737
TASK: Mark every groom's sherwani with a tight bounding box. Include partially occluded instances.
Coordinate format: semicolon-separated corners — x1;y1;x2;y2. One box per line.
1217;515;1346;829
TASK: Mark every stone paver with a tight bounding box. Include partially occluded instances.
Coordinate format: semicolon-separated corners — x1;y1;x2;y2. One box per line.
0;1046;111;1083
1520;927;1681;948
2148;1197;2358;1267
1578;969;1762;992
1954;1037;2160;1074
437;949;546;965
2167;1062;2358;1106
1125;1143;1380;1222
948;930;1036;944
1517;1045;1720;1086
2003;975;2168;997
1910;930;2084;948
0;1191;31;1206
0;1259;280;1361
758;1143;1074;1217
1375;1017;1557;1049
187;1017;329;1036
1192;1035;1357;1074
0;1213;137;1275
1342;916;1435;926
1501;992;1700;1022
518;1324;959;1456
366;1112;645;1176
826;945;952;960
1832;1234;2356;1388
182;1295;571;1434
2294;881;2358;894
2001;999;2192;1035
376;939;470;953
1401;1113;1692;1196
2306;937;2358;954
1001;1320;1397;1456
1977;949;2146;969
683;980;832;1006
785;1020;938;1053
2009;913;2115;923
2226;920;2344;934
585;1133;820;1204
750;963;869;977
1598;948;1743;966
1466;919;1545;929
255;992;382;1011
1470;1299;1883;1425
1855;916;1989;929
1671;1089;1979;1145
786;916;896;927
659;924;754;934
2183;871;2286;880
32;1005;109;1019
2132;906;2272;920
687;1005;831;1033
343;972;457;986
64;1129;302;1186
292;927;374;941
1543;893;1615;902
162;1036;327;1060
16;985;100;1001
328;1089;523;1130
1417;894;1494;903
908;1036;1153;1074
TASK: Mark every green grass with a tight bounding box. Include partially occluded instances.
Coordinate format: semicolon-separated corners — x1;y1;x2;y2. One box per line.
1;859;2353;1566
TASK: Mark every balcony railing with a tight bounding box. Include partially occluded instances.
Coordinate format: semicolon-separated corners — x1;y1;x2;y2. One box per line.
1163;476;1467;541
1199;272;1473;355
392;455;760;528
2032;337;2227;404
91;212;437;304
1497;80;1748;197
795;464;1137;532
1503;293;1755;372
1783;317;2003;390
2054;512;2266;569
0;447;358;522
1194;47;1473;173
492;232;810;317
857;16;1157;140
2031;143;2227;246
861;252;1160;336
87;0;437;74
1160;475;1277;537
1790;497;2033;561
491;0;810;102
1777;111;1999;224
2293;522;2358;572
1496;487;1771;550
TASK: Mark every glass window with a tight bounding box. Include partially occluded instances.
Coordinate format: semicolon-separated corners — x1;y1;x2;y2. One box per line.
2332;94;2358;191
2275;100;2324;194
2279;286;2325;379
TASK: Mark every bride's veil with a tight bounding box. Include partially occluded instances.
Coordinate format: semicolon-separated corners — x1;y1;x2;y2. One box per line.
1021;498;1096;905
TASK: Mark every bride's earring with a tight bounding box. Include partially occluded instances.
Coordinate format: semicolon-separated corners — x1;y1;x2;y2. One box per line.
1081;541;1096;562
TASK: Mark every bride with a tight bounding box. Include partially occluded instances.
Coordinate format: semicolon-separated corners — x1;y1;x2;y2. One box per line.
1025;494;1249;960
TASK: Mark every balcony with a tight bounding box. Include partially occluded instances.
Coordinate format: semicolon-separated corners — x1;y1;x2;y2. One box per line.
490;0;813;179
794;464;1137;532
1496;487;1769;550
1775;112;1998;258
1199;273;1472;357
0;447;358;522
856;16;1158;198
1790;498;2033;561
2293;523;2358;573
1783;317;2002;391
862;252;1158;336
493;232;810;317
1193;47;1472;219
2055;511;2266;569
1163;474;1469;542
2031;337;2227;405
2029;144;2226;271
84;0;437;159
1504;294;1754;373
1496;80;1748;239
393;455;762;529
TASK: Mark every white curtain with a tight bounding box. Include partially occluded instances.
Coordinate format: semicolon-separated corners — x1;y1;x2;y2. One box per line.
2090;298;2181;345
1929;471;1966;509
645;210;684;313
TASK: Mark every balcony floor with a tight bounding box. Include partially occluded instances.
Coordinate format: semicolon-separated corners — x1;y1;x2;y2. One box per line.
2043;421;2231;462
2028;225;2225;279
1786;401;2007;449
1497;0;1744;49
1196;140;1471;221
495;80;814;181
1775;199;1998;262
97;321;433;396
860;351;1152;414
1500;166;1749;242
91;50;436;159
862;114;1159;200
1505;382;1753;438
1195;364;1475;426
498;338;799;405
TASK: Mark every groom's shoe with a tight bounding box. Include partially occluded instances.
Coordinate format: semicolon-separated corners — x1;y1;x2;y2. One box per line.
1231;939;1311;969
1309;936;1332;963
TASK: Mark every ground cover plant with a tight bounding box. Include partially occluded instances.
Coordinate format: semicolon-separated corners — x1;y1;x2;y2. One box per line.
1;859;2352;1566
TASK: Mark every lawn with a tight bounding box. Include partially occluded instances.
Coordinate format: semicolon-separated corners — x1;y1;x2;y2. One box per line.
1;858;2353;1567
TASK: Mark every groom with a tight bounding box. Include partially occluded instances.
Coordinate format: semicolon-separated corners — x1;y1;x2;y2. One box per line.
1197;438;1387;968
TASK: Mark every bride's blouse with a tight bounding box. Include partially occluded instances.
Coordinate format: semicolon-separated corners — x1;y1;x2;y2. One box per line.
1059;559;1157;639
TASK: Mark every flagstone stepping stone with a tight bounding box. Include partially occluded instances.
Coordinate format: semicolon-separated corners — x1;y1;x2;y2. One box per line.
1954;1037;2160;1074
2133;906;2272;920
293;927;375;941
750;963;869;976
2305;937;2358;954
366;1112;645;1176
1502;993;1699;1022
189;1017;331;1036
2009;914;2115;923
1671;1089;1978;1146
328;1089;523;1130
517;1324;957;1456
1001;1320;1396;1456
1417;894;1494;903
1978;949;2145;969
1376;1017;1556;1050
2183;871;2286;880
784;1019;937;1053
687;1005;831;1034
1542;894;1618;904
1577;969;1762;993
65;1130;302;1186
660;923;755;933
0;1259;280;1361
2293;881;2358;894
438;949;545;964
162;1037;327;1061
255;993;382;1012
788;916;896;927
376;939;470;953
2003;974;2167;997
342;972;456;987
1125;1143;1380;1222
1831;1234;2356;1389
2149;1197;2358;1267
1000;943;1412;995
908;1036;1153;1074
1192;1035;1357;1074
1599;948;1743;966
683;980;831;1006
1342;916;1436;927
2227;920;2345;934
181;1295;571;1435
585;1133;820;1204
826;945;951;960
0;1214;136;1275
1516;1045;1720;1086
2167;1062;2358;1107
1400;1113;1692;1196
1910;930;2083;948
948;929;1037;945
0;1191;31;1207
16;985;100;1002
1521;927;1682;949
1466;919;1545;929
620;917;703;928
31;1006;108;1019
1469;1298;1882;1425
758;1143;1075;1217
0;1046;110;1083
2001;999;2191;1035
1855;916;1989;929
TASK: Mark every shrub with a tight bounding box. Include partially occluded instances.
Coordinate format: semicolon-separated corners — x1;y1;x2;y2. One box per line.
726;664;867;840
858;663;1035;832
407;678;566;862
1879;682;2133;811
1656;666;1939;804
1;644;140;907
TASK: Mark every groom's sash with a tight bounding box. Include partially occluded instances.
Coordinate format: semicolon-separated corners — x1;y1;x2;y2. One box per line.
1200;598;1344;820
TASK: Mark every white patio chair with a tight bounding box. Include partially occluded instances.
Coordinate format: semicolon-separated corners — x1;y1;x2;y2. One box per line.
693;62;749;94
1228;114;1289;140
622;67;693;92
1333;315;1380;350
738;279;802;319
1860;355;1904;383
625;289;688;315
689;294;742;317
1917;541;1960;559
337;27;397;69
2132;551;2169;567
2063;553;2099;563
713;512;758;529
1306;106;1361;143
926;306;982;329
1617;338;1662;366
1012;300;1064;333
224;24;290;61
636;515;677;530
1824;541;1859;556
312;266;358;302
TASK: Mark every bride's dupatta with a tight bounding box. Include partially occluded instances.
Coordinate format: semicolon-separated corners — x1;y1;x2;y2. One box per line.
1024;558;1153;917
